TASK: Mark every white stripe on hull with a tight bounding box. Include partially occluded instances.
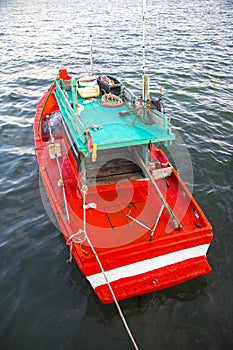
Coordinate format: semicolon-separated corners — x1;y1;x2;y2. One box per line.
87;244;209;288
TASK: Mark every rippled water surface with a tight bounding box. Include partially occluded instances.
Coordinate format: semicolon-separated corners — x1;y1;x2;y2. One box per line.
0;0;233;349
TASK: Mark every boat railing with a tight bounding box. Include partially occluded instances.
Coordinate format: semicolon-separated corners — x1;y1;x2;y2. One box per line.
122;86;170;132
55;81;87;144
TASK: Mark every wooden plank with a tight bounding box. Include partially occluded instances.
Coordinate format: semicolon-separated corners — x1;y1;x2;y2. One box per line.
87;171;143;185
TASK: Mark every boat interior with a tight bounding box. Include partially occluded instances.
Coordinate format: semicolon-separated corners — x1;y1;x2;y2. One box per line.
37;71;212;252
85;147;144;185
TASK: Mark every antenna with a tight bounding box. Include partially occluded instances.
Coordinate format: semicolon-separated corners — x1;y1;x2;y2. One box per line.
90;34;93;75
142;0;147;101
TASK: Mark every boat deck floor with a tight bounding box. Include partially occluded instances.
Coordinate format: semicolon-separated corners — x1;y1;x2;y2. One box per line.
40;138;211;256
85;148;144;185
66;91;171;148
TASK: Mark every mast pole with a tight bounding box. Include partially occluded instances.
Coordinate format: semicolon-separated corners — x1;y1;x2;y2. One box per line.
90;34;93;76
142;0;147;101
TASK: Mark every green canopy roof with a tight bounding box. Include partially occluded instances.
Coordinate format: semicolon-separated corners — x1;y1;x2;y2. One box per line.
55;80;175;156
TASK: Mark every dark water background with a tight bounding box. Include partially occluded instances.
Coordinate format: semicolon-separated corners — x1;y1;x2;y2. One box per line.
0;0;233;349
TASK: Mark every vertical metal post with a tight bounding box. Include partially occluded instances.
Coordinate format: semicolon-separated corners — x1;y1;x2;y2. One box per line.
142;0;147;101
90;34;93;76
71;79;78;114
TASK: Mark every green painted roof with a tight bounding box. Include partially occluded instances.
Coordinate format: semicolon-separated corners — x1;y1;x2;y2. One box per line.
55;80;175;156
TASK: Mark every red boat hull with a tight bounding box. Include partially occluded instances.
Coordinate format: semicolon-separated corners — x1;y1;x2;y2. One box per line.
34;87;212;304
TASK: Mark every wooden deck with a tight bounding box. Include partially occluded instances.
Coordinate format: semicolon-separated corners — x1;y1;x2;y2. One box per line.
85;148;144;185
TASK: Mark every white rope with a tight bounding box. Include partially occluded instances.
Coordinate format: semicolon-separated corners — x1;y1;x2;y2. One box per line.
126;212;153;233
149;204;165;241
152;204;165;233
101;93;123;105
69;230;87;244
67;229;87;262
81;185;140;350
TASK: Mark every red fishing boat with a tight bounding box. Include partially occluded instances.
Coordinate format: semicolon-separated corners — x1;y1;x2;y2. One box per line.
34;64;212;304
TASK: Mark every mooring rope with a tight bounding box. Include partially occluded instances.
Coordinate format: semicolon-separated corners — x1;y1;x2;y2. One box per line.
69;185;139;350
101;92;124;107
67;230;87;262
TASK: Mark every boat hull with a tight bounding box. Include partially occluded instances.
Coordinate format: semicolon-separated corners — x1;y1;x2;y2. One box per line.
34;83;212;304
92;255;211;303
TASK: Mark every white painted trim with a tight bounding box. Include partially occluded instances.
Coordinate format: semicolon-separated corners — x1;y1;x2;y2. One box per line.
87;244;210;288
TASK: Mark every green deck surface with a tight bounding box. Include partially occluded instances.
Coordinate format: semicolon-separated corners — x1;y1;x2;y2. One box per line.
55;80;175;156
81;99;173;147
